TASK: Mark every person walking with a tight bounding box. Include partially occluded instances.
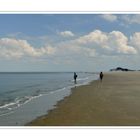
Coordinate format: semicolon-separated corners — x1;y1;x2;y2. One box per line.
100;72;103;82
74;72;78;84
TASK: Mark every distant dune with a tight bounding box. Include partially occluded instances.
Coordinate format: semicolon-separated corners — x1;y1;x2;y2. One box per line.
110;67;135;71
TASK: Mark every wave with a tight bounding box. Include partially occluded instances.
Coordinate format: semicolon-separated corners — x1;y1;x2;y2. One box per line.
0;111;14;117
0;94;42;113
2;84;41;96
0;86;72;114
71;77;89;82
77;77;89;81
3;89;21;95
23;84;41;89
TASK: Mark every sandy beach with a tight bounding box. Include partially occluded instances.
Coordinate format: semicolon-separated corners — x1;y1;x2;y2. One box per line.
28;72;140;126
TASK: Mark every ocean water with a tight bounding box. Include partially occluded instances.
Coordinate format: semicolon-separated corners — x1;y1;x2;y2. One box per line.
0;72;98;125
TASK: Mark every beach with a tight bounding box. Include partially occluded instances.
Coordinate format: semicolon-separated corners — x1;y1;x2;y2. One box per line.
28;72;140;126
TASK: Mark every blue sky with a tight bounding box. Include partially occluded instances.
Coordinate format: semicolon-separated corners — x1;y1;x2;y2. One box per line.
1;14;140;72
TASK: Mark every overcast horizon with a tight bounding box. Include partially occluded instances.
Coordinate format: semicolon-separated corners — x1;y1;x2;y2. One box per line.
0;14;140;72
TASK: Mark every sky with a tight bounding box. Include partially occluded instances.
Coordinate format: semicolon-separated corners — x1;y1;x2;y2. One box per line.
1;14;140;72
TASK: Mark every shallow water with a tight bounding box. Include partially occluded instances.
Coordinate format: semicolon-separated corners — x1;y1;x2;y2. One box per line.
0;72;98;126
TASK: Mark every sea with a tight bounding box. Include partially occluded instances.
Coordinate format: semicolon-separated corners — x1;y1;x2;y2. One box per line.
0;72;98;126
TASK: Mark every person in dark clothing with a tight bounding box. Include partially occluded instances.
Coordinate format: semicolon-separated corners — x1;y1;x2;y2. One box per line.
100;72;103;82
74;72;78;84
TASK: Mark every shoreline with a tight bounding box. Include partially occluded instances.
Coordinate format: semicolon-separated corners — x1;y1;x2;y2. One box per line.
28;71;140;126
0;73;97;126
0;72;97;114
26;79;96;126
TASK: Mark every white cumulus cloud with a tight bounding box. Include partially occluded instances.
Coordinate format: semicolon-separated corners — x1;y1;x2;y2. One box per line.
121;15;140;24
74;30;137;55
130;32;140;51
100;14;117;22
0;29;139;61
108;31;137;54
0;38;55;59
59;31;74;37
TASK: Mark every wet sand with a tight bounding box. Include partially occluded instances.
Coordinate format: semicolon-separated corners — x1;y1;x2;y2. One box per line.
28;72;140;126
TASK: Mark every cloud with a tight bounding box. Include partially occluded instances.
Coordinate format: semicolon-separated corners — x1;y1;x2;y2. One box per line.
121;15;140;24
59;31;74;37
108;31;137;54
76;30;108;48
0;37;96;60
0;30;139;61
0;38;55;59
54;43;96;58
100;14;117;22
74;30;137;55
45;30;137;59
130;32;140;50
